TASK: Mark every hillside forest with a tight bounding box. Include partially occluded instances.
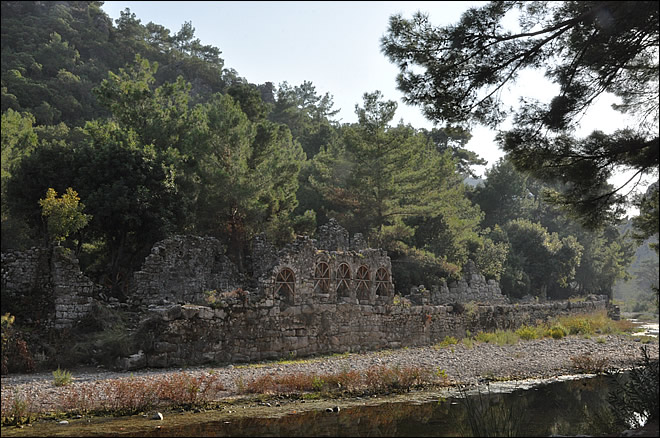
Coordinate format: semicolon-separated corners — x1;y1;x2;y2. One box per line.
1;1;658;312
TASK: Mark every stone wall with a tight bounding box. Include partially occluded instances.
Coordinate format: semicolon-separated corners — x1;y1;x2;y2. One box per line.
127;295;609;369
130;235;243;307
259;235;394;308
315;218;350;251
1;247;50;296
50;247;97;329
409;260;507;305
1;246;96;329
0;219;614;371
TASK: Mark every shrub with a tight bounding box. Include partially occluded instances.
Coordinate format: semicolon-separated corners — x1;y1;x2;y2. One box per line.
561;317;594;336
551;310;637;338
1;390;35;426
570;354;610;374
364;365;429;392
155;372;225;406
1;313;35;374
52;367;73;386
436;336;458;348
549;324;568;339
242;365;432;396
59;372;225;416
475;331;494;343
495;330;519;346
322;369;362;391
464;301;478;316
516;325;538;340
475;330;519;345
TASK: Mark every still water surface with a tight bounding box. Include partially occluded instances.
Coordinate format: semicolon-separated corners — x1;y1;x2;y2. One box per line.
79;373;628;437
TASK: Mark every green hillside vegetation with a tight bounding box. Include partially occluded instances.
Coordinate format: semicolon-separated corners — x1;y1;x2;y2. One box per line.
1;1;656;308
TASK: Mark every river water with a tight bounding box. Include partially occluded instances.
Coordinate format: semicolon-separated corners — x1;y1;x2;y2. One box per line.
8;372;639;437
128;374;628;437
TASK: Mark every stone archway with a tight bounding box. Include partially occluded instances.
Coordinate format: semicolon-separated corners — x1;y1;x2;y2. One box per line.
336;262;352;298
375;267;390;296
275;268;295;305
356;265;371;301
314;261;330;293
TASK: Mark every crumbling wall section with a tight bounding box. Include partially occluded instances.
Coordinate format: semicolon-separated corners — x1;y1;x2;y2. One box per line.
315;218;350;251
1;246;97;329
409;260;508;305
130;235;243;307
1;247;50;296
50;247;97;329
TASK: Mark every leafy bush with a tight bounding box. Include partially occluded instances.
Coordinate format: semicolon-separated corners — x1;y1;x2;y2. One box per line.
52;367;73;386
436;336;458;348
549;324;568;339
565;319;594;336
552;310;637;337
515;325;538;340
1;313;35;375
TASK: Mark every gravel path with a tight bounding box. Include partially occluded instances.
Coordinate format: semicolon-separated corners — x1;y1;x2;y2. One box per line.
1;334;657;415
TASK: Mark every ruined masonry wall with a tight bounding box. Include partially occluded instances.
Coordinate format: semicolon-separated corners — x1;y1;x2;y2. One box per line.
130;235;243;307
1;247;50;295
1;246;96;329
259;235;394;308
0;230;611;371
50;247;97;329
128;297;608;369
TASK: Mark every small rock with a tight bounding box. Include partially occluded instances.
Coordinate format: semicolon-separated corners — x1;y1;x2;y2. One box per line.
59;420;69;425
152;412;163;421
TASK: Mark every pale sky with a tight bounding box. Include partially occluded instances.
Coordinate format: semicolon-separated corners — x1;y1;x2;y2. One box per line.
101;1;646;203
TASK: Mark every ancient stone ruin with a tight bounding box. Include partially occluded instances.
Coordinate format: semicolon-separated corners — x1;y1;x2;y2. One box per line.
1;219;610;370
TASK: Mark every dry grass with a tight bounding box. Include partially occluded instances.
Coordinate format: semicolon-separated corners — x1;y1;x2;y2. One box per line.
1;390;36;426
243;365;438;396
570;353;611;374
58;371;226;416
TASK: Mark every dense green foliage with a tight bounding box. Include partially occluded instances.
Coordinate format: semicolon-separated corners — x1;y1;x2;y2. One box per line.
382;1;658;233
472;159;636;299
0;1;651;305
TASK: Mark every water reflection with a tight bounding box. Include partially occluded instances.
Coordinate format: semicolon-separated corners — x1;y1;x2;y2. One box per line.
102;374;623;437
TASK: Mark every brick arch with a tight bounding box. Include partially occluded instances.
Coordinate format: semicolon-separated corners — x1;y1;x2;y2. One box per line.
275;268;295;304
